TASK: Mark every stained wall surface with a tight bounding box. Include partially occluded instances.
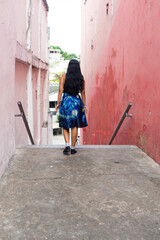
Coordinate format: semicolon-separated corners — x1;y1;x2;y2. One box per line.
40;4;48;61
81;0;160;163
15;0;27;46
15;61;29;145
0;0;49;178
31;0;39;56
0;1;16;178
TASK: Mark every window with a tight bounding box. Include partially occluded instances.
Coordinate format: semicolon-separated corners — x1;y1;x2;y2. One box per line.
49;101;55;108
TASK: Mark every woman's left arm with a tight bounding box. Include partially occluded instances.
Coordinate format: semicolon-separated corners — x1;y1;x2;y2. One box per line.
81;79;87;112
56;74;65;111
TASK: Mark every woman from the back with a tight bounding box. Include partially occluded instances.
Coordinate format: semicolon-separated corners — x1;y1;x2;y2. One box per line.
56;59;88;155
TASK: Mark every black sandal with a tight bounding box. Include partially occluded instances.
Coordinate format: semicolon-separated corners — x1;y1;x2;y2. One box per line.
63;146;70;155
71;149;77;154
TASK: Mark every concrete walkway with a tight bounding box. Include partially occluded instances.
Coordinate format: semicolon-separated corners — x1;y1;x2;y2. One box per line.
0;146;160;240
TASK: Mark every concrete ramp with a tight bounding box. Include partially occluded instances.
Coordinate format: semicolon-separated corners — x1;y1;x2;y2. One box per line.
0;146;160;239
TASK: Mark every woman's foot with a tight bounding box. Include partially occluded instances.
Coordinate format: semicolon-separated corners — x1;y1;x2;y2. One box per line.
71;149;77;154
63;146;70;155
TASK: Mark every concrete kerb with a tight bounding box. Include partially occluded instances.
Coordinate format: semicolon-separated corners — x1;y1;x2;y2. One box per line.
17;145;138;149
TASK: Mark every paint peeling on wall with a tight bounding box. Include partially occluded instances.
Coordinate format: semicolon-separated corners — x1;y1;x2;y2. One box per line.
81;0;160;163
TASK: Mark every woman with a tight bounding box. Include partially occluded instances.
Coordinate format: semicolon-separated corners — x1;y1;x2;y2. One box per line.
56;59;88;155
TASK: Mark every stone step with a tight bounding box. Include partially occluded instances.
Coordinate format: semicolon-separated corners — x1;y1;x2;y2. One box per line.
0;146;160;239
18;144;137;149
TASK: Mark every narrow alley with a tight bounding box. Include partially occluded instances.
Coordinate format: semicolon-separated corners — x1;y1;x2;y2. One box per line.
1;0;160;239
0;146;160;239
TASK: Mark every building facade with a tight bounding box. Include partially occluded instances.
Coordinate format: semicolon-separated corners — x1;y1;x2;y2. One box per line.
81;0;160;163
0;0;50;178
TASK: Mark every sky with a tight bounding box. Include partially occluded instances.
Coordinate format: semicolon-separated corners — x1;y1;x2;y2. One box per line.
47;0;81;55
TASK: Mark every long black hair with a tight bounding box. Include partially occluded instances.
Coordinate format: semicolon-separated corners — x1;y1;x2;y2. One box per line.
64;59;84;95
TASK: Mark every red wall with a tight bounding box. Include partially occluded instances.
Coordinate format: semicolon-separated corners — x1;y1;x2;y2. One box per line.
81;0;160;163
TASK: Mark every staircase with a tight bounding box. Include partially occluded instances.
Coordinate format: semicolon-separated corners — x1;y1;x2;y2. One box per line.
0;145;160;239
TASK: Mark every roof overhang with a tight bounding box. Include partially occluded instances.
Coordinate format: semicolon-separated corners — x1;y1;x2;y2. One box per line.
43;0;49;12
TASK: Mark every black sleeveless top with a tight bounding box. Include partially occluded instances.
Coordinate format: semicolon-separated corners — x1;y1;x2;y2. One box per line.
63;80;79;96
63;88;79;96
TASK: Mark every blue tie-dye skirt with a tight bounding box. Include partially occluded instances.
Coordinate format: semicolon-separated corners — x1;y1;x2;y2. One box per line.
59;93;88;129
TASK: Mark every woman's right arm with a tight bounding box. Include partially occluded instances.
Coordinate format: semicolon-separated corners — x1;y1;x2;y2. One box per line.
56;74;65;111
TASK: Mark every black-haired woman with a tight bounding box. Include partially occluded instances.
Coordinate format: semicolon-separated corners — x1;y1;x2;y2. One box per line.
56;59;88;155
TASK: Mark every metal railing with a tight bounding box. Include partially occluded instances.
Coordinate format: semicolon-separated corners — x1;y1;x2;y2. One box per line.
108;102;133;145
15;101;35;145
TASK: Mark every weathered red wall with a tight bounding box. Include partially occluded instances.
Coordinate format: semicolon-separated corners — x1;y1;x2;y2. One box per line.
81;0;160;163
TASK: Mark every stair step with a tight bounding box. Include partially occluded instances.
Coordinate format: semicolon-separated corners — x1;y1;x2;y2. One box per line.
1;145;159;239
17;145;137;149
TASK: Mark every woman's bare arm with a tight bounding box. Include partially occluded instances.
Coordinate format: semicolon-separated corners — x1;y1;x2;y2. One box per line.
81;79;87;111
56;74;65;111
81;89;86;105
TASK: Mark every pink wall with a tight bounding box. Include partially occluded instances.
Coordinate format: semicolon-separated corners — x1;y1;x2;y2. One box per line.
0;1;16;178
31;0;39;56
0;0;49;178
15;0;48;60
32;67;38;143
15;0;27;46
15;61;29;145
81;0;160;163
40;6;48;61
40;70;46;125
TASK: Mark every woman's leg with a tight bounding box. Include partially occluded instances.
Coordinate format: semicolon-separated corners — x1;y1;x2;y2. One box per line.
71;127;78;147
63;128;70;143
63;128;70;155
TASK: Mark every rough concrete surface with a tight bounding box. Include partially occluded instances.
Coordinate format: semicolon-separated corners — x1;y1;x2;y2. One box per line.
0;146;160;240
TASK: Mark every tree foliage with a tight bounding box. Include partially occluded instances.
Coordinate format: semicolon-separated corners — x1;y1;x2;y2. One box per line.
50;45;80;61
